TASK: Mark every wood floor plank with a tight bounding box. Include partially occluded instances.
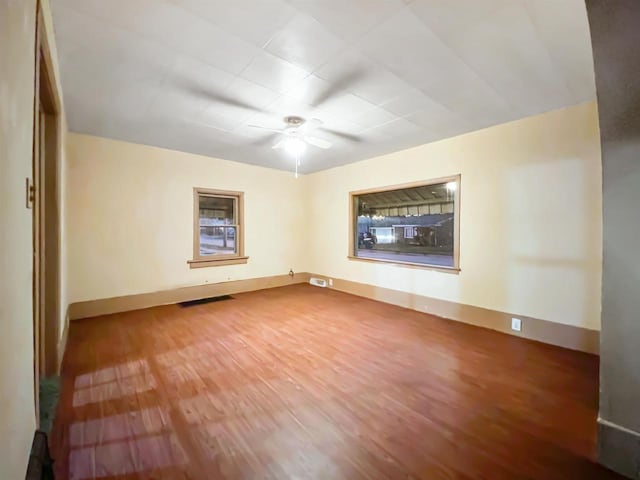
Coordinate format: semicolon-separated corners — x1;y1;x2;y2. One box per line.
51;284;622;479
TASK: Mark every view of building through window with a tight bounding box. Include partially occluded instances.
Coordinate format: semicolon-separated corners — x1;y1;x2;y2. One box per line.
198;195;237;256
352;178;459;268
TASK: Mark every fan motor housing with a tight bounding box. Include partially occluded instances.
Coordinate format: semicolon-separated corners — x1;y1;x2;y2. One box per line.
284;115;305;127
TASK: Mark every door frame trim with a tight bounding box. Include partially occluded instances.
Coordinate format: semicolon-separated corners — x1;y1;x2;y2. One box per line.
32;0;63;422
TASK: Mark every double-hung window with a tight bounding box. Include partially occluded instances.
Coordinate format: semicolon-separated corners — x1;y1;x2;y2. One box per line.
188;188;247;268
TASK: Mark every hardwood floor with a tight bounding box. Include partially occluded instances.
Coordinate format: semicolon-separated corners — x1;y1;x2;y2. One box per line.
51;284;621;479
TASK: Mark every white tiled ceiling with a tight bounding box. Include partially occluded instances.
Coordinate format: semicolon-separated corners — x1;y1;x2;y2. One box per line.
52;0;595;173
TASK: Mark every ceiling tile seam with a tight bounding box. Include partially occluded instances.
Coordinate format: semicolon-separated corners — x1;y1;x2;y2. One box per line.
53;16;241;122
520;1;578;103
285;70;382;113
191;91;247;130
376;88;458;124
231;68;315;124
256;13;296;51
288;0;408;47
77;1;266;85
252;27;359;86
483;4;574;110
200;75;273;128
263;4;414;109
303;4;415;99
232;3;388;85
251;6;298;50
169;1;295;52
256;88;395;135
307;8;462;119
308;62;417;113
58;3;417;133
278;64;415;130
177;37;261;86
352;2;412;42
258;92;310;119
237;53;393;126
139;59;193;127
175;41;287;126
54;5;142;79
260;10;350;71
407;5;518;114
232;42;318;101
57;4;189;61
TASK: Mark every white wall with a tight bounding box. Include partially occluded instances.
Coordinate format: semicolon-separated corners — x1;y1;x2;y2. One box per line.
66;134;307;303
305;102;602;330
1;1;38;478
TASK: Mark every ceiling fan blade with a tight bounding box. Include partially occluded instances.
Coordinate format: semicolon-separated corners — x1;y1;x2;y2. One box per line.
206;92;262;112
184;120;229;133
248;125;284;133
176;78;263;113
313;68;367;107
305;136;332;149
251;133;278;147
322;127;364;143
272;138;286;150
302;118;323;132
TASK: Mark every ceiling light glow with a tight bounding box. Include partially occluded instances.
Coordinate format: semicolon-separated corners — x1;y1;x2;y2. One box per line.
284;137;307;157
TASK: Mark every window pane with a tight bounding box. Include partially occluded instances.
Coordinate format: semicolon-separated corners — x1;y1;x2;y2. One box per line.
199;226;237;256
354;181;457;268
198;195;235;225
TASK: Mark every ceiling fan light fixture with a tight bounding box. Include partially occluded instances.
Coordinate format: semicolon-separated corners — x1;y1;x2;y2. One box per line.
283;137;307;157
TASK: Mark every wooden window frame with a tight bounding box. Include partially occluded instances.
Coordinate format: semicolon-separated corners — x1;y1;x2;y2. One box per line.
188;188;248;268
348;175;461;273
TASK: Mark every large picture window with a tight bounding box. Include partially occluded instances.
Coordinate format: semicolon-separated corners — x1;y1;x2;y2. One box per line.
188;188;248;268
349;176;460;270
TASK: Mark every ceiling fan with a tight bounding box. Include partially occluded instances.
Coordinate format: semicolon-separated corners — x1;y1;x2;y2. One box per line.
248;116;332;177
250;115;332;151
177;69;369;176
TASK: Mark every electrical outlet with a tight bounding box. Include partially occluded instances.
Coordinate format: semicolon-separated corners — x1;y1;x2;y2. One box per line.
328;278;333;287
511;318;522;332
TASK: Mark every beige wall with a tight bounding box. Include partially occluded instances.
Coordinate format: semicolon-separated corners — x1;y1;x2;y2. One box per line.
0;1;38;478
66;103;602;334
304;102;602;331
66;134;307;303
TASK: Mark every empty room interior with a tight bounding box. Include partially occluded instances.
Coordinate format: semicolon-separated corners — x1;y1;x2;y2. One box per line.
2;0;640;479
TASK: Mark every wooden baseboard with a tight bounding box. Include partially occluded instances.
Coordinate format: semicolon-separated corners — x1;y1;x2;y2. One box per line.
312;274;599;354
69;272;311;320
69;272;598;354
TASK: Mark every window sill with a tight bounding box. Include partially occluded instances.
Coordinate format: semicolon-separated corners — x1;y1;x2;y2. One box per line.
347;255;460;274
188;256;249;268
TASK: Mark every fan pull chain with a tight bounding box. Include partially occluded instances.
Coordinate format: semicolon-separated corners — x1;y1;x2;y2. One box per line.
294;151;300;178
